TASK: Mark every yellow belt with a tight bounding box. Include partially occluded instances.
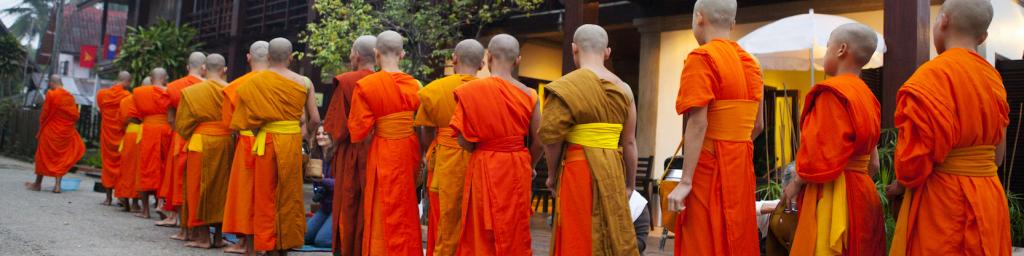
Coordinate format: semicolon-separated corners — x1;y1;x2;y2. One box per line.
890;145;997;256
239;130;254;137
565;122;622;149
119;123;142;151
252;121;301;156
187;122;233;152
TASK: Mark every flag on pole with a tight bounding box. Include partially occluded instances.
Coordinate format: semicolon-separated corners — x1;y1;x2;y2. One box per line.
80;45;97;68
104;35;121;60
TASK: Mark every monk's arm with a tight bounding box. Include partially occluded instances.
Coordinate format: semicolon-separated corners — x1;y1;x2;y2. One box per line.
457;134;475;152
419;126;436;156
869;147;880;177
751;99;765;140
997;129;1007;166
529;101;545;168
543;142;564;192
667;106;708;212
174;99;197;138
305;85;322;139
621;101;638;193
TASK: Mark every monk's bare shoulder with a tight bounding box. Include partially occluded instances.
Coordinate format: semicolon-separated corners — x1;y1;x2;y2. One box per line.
591;68;634;101
507;78;537;97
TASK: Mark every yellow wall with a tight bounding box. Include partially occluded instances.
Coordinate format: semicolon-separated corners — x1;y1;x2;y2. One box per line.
518;41;563;82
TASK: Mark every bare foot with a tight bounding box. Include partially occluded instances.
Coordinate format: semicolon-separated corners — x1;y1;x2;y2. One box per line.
134;212;148;218
170;233;186;241
212;238;229;248
52;188;61;193
155;218;176;227
101;199;112;206
24;182;41;191
185;240;212;249
223;243;246;254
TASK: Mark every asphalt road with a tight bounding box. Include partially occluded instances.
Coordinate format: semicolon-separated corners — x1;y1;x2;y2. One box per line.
0;156;328;256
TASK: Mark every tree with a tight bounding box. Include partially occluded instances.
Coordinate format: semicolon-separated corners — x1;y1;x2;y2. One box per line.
0;33;26;97
114;20;201;86
2;0;51;48
300;0;543;80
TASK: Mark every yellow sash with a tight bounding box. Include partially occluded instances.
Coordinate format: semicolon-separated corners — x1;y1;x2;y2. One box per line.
239;130;254;137
435;127;459;148
187;122;234;152
565;123;622;149
252;121;301;156
375;111;415;139
705;100;758;142
804;154;869;256
119;123;142;151
889;145;997;256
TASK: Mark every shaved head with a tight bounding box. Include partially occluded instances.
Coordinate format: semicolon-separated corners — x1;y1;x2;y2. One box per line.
352;35;377;64
249;41;269;63
206;53;226;71
454;39;485;69
188;52;206;69
375;30;404;56
151;68;168;84
141;76;151;85
830;23;878;66
573;24;609;53
268;37;293;64
49;74;61;89
694;0;737;28
487;34;520;64
117;70;131;81
940;0;993;38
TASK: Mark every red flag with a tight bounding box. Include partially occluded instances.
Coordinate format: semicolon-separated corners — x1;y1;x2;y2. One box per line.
80;45;97;68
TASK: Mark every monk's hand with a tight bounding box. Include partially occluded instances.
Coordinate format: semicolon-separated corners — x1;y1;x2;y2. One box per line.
546;176;556;198
667;182;692;212
780;178;803;211
886;182;905;198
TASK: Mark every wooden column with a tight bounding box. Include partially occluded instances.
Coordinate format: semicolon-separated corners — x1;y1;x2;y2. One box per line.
561;0;598;74
882;0;930;127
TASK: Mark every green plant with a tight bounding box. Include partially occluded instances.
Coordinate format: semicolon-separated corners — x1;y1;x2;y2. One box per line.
1008;190;1024;246
79;149;102;168
114;20;201;86
874;128;898;249
299;0;543;80
2;0;51;47
0;33;25;97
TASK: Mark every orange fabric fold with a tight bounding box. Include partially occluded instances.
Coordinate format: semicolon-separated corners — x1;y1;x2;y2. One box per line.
222;71;259;235
161;75;202;204
673;39;762;256
116;95;141;199
450;77;536;256
348;71;422;255
327;69;373;255
891;48;1011;256
177;80;234;227
34;87;85;177
97;83;131;187
133;85;171;192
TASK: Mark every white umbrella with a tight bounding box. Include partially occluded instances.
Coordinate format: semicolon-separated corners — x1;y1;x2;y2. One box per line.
986;0;1024;60
738;9;887;74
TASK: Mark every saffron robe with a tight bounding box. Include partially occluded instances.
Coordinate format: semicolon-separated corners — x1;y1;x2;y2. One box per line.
674;39;763;256
116;95;141;199
326;69;373;255
348;71;422;255
162;75;203;205
176;80;234;227
540;69;639;256
97;83;131;188
416;74;475;256
230;71;308;251
451;77;536;256
791;74;885;256
890;48;1011;256
34;87;85;177
222;71;259;235
133;85;172;192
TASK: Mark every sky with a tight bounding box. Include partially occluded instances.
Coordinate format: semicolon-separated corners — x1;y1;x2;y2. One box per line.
1;1;18;29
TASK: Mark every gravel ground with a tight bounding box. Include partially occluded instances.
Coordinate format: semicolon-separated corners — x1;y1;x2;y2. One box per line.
0;156;328;256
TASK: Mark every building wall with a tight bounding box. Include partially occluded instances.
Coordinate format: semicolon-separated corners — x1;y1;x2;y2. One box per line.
519;41;564;82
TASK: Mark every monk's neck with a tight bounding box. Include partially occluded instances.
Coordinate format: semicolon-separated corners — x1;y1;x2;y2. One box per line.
250;63;269;71
941;42;980;55
207;77;228;85
490;70;516;82
354;63;375;72
700;30;731;45
579;62;607;73
453;65;478;76
188;72;204;79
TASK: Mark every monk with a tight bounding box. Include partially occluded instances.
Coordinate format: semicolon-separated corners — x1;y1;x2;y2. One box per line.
176;54;235;249
664;0;765;255
541;24;639;256
780;23;885;256
888;0;1011;255
347;30;422;255
117;92;142;212
323;35;375;256
134;68;173;219
417;39;483;256
222;40;269;255
230;37;320;255
452;34;543;256
97;71;133;205
26;74;85;193
159;52;207;228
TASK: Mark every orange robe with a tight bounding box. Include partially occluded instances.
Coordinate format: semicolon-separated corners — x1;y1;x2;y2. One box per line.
890;48;1011;256
540;69;638;256
416;74;475;256
230;71;308;251
326;69;373;255
674;39;762;256
348;71;422;255
176;80;234;227
161;75;203;206
116;95;141;199
133;85;172;192
222;71;259;235
451;77;536;256
96;83;131;188
34;87;85;177
791;75;884;256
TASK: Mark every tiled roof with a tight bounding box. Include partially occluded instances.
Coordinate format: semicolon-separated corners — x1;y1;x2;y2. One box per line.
58;5;127;54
